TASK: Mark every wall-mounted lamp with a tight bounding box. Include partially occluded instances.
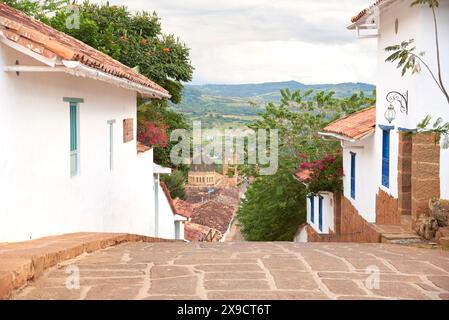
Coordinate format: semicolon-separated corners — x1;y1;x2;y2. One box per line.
384;90;408;124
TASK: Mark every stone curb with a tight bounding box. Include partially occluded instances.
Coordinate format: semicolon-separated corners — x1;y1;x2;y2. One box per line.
0;232;177;300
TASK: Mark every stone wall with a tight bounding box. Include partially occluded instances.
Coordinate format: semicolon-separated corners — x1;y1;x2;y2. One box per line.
411;132;441;226
306;196;380;243
376;188;400;224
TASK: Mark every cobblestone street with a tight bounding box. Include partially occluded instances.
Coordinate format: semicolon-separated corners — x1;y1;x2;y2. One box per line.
14;242;449;300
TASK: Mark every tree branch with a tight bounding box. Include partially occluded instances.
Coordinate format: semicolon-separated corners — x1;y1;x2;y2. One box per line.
431;6;449;104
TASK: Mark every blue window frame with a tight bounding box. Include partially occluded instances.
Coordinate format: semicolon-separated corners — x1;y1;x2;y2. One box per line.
64;98;83;177
309;193;315;224
318;195;323;231
381;129;391;188
69;102;79;177
350;152;356;199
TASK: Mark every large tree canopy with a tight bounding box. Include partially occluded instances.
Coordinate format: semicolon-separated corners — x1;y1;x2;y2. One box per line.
2;0;194;104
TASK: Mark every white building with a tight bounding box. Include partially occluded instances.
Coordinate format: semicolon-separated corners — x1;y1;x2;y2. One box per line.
295;0;449;242
0;4;182;242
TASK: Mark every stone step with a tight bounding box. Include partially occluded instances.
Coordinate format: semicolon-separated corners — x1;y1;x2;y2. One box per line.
381;233;422;244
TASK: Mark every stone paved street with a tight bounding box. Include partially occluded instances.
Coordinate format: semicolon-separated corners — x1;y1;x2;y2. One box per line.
13;242;449;300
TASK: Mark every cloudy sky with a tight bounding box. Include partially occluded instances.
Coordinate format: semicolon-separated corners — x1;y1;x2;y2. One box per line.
94;0;377;85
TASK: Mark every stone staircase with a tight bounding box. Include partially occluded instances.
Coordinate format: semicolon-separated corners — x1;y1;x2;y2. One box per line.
371;215;424;244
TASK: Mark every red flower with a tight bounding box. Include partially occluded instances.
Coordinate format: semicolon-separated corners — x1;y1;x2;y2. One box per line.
163;47;170;53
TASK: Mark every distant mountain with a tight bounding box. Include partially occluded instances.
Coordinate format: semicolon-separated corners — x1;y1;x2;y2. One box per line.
185;81;374;98
171;81;375;129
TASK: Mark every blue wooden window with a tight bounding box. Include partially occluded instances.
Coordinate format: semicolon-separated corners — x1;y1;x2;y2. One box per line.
318;195;323;231
309;193;315;224
350;152;356;199
70;102;78;177
64;98;83;177
382;129;390;188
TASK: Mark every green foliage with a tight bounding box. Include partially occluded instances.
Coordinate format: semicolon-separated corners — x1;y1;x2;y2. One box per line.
138;100;191;170
161;170;187;200
237;161;307;241
411;0;439;7
3;0;193;103
385;39;423;76
417;115;449;148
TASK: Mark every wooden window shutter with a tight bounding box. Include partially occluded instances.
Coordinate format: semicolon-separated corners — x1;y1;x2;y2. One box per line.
123;118;134;143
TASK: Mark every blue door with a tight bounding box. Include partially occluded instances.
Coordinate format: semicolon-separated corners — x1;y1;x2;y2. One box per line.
382;130;390;188
350;152;356;199
309;194;315;224
318;195;323;231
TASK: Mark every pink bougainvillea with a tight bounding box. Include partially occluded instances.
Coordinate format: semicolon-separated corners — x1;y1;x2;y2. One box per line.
298;153;343;193
137;122;168;148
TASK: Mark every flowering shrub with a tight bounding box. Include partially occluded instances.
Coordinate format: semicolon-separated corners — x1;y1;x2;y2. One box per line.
298;153;343;193
137;121;168;148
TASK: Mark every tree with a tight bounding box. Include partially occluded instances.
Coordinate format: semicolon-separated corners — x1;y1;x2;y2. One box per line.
2;0;194;103
161;170;187;200
385;0;448;104
237;160;306;241
385;0;449;144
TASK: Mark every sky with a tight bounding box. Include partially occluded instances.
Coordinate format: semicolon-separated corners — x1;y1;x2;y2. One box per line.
93;0;377;85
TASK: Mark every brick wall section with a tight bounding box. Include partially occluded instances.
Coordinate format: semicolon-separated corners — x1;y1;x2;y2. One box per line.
306;196;380;243
376;188;399;224
411;132;440;226
398;132;412;216
333;192;342;235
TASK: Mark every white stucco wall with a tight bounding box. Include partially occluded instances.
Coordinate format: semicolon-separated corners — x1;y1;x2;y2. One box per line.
156;182;176;239
0;43;158;242
306;192;334;234
342;135;377;222
293;225;308;243
375;0;449;199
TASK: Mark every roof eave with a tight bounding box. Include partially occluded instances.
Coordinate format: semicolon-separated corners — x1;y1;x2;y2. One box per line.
319;130;374;143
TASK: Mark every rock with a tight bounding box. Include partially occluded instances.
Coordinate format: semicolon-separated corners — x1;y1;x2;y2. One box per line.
414;216;439;240
429;198;449;227
435;227;449;242
439;237;449;247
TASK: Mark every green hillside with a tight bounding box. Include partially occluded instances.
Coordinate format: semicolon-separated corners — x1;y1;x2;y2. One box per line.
171;81;375;129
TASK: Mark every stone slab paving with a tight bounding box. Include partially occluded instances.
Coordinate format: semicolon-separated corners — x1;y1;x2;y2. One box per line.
13;242;449;300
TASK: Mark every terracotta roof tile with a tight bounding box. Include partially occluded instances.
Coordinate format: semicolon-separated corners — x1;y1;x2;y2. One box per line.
173;198;193;218
184;222;222;242
137;142;151;153
351;0;396;23
191;200;235;234
322;107;376;140
294;168;312;182
0;3;169;97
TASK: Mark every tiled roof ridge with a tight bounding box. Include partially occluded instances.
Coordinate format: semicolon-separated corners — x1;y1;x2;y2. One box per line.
0;3;169;96
322;106;376;140
351;0;395;23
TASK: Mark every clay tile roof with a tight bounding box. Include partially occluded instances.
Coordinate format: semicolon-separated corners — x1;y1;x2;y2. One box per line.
137;142;151;154
184;222;222;242
191;200;235;234
173;198;193;218
322;107;376;141
294;168;312;183
351;0;395;23
0;3;169;97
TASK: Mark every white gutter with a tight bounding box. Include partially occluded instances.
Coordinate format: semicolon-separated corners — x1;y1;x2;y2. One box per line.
319;130;374;143
0;30;58;67
1;31;170;99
